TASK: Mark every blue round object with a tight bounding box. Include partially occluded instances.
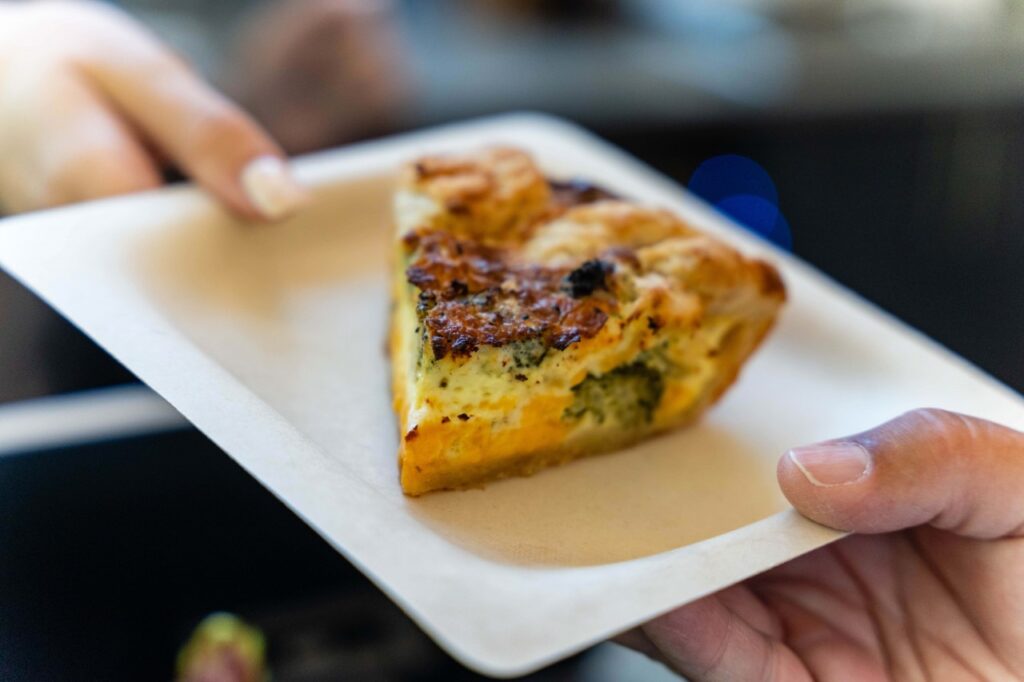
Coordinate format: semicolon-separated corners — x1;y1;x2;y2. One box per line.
688;154;778;206
715;195;793;251
688;155;792;250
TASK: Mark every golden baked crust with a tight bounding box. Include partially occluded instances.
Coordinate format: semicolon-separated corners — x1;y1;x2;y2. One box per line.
399;147;553;243
391;147;785;495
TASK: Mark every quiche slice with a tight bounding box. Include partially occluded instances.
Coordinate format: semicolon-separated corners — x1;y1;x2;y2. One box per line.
390;147;785;495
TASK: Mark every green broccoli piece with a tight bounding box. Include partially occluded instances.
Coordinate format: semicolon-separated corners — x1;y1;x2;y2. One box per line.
509;338;548;368
563;361;665;427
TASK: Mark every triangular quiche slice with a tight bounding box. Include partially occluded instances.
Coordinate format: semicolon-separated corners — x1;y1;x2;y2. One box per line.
390;147;785;495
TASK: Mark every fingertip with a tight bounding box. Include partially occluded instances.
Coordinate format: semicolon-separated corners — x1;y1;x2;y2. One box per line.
775;444;875;532
785;442;872;488
181;110;308;222
239;155;310;222
775;450;808;504
90;50;305;222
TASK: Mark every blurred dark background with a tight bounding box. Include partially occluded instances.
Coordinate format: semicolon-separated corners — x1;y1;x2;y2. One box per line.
1;0;1022;679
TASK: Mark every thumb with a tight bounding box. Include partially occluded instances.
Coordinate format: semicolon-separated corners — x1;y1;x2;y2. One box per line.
778;408;1024;539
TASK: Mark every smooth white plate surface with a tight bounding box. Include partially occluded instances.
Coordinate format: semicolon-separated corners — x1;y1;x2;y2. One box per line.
1;114;1021;676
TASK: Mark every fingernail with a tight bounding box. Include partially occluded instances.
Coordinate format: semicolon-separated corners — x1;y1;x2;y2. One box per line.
240;156;309;221
787;442;871;487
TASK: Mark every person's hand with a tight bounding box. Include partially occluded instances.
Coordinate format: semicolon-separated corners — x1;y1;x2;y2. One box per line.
620;408;1024;681
0;0;307;220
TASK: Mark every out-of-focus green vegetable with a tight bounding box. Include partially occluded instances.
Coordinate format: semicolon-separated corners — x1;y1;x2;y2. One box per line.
175;612;267;682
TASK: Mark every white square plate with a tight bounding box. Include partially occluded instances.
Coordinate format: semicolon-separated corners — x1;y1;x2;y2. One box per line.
1;114;1021;677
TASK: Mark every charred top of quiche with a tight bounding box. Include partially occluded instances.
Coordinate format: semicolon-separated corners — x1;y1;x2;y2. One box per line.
405;230;621;359
398;147;786;363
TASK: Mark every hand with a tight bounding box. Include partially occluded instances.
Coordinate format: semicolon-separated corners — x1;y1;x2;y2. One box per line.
621;408;1024;681
0;1;307;220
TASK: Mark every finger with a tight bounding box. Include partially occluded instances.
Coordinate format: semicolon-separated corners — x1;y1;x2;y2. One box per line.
612;628;665;663
640;591;811;682
754;582;890;681
778;408;1024;538
0;66;160;212
716;583;784;639
45;101;162;208
72;9;307;221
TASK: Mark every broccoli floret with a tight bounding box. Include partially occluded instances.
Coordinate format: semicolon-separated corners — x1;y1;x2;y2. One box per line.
510;338;548;368
563;361;665;427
